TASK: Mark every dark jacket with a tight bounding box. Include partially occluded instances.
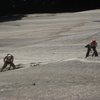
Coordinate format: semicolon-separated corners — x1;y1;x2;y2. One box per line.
4;55;14;63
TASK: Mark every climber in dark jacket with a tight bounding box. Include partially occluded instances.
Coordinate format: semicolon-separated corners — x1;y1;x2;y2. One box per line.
90;40;98;57
85;40;98;58
1;54;16;72
85;43;92;58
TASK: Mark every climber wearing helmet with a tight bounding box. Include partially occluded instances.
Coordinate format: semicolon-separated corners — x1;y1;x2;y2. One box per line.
1;54;16;72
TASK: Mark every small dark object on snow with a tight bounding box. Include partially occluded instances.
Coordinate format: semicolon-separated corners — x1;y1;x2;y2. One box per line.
32;83;36;86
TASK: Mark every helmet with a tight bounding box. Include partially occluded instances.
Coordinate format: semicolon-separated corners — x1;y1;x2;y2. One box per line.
7;54;11;57
92;40;96;42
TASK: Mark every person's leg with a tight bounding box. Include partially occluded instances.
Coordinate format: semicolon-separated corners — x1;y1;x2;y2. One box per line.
10;62;16;69
85;48;91;58
1;62;8;72
92;47;98;56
